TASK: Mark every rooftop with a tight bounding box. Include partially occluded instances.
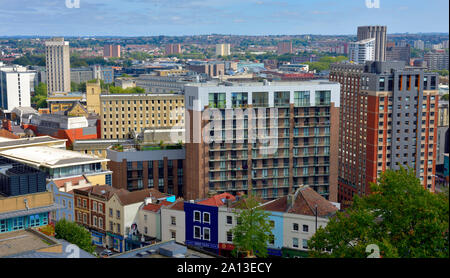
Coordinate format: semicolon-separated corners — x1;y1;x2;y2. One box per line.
109;240;218;258
185;79;337;88
0;136;67;151
0;146;108;168
0;230;57;258
261;186;338;217
197;192;236;207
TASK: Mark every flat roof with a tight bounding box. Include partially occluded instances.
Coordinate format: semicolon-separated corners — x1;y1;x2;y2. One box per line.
185;79;338;88
0;136;67;151
0;230;54;258
0;146;108;168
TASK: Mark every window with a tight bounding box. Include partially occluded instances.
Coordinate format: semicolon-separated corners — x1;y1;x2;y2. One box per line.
194;226;201;239
203;228;211;241
116;210;120;219
98;203;102;213
274;91;290;107
303;225;309;232
171;230;176;239
293;223;299;231
227;231;233;242
194;211;201;222
294;91;310;107
144;227;148;234
302;239;308;249
293;237;299;248
117;223;121;233
208;92;226;108
109;208;113;217
0;219;7;233
171;216;176;225
203;212;210;224
226;215;233;225
92;202;97;212
99;218;103;229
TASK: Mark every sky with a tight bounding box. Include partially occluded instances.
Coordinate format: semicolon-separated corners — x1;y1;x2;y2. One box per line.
0;0;448;36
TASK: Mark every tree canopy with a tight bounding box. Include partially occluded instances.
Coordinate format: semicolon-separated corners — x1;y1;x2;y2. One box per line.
31;82;47;109
308;167;449;258
55;219;96;254
230;196;273;258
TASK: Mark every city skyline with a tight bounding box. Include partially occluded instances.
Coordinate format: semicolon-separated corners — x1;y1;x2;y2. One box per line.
0;0;448;37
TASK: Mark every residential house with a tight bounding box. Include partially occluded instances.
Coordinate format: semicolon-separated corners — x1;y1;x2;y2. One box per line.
160;198;185;244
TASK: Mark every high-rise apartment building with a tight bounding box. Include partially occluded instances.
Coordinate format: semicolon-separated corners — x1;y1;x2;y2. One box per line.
184;80;341;202
386;44;411;64
45;37;71;95
277;41;293;55
330;61;440;207
424;50;449;70
414;40;425;50
0;64;36;112
215;44;231;57
103;45;121;58
100;93;184;139
349;38;375;64
165;44;182;55
357;26;387;61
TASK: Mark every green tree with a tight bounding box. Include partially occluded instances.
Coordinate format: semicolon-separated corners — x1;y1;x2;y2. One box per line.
31;82;47;109
308;167;449;258
55;219;95;254
230;196;273;258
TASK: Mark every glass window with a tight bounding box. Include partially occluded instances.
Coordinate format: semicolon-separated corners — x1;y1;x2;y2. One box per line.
294;91;310;107
194;226;201;239
208;92;226;108
194;211;201;222
252;92;269;107
315;90;331;106
274;91;290;107
203;228;211;241
231;92;248;108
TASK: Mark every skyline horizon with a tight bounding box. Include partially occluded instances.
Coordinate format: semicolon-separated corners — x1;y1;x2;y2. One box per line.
0;0;448;37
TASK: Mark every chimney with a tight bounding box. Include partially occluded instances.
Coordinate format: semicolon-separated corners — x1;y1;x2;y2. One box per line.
287;193;295;210
144;197;152;206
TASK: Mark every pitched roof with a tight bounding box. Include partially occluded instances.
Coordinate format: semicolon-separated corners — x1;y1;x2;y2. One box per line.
115;188;169;206
166;198;184;211
53;176;88;189
261;187;338;217
289;187;338;217
0;129;20;139
197;193;236;207
142;203;162;212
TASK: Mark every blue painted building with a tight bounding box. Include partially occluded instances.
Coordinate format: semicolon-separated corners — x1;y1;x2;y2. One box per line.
267;211;284;257
184;193;235;254
46;181;74;222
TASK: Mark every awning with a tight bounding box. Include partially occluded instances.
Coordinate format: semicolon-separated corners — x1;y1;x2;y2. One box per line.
0;204;64;220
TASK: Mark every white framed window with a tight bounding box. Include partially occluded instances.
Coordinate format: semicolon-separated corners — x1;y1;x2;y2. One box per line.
194;211;201;222
227;231;233;242
226;215;233;225
203;212;210;224
203;227;211;241
302;225;309;233
302;239;308;249
293;237;299;248
293;223;299;231
194;226;201;239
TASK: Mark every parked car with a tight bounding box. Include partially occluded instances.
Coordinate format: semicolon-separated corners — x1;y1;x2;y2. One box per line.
100;249;113;258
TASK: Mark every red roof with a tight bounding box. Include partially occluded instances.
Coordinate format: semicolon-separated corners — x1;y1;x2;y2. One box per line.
142;200;173;212
197;193;236;207
54;176;89;189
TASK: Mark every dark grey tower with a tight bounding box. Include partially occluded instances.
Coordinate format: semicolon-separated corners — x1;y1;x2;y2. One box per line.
357;26;387;61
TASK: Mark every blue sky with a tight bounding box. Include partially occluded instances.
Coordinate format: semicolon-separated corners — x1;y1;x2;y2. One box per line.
0;0;448;36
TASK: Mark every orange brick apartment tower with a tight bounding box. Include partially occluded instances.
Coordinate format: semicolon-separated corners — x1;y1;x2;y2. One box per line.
330;61;439;208
184;80;341;202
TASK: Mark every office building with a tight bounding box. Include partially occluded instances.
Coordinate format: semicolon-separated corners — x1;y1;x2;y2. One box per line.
184;80;341;202
348;38;375;64
45;38;71;95
99;93;184;139
0;64;36;113
165;44;182;55
186;61;225;77
357;26;387;61
330;61;440;207
104;45;121;58
215;44;231;57
106;143;185;196
0;157;59;236
277;41;293;55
